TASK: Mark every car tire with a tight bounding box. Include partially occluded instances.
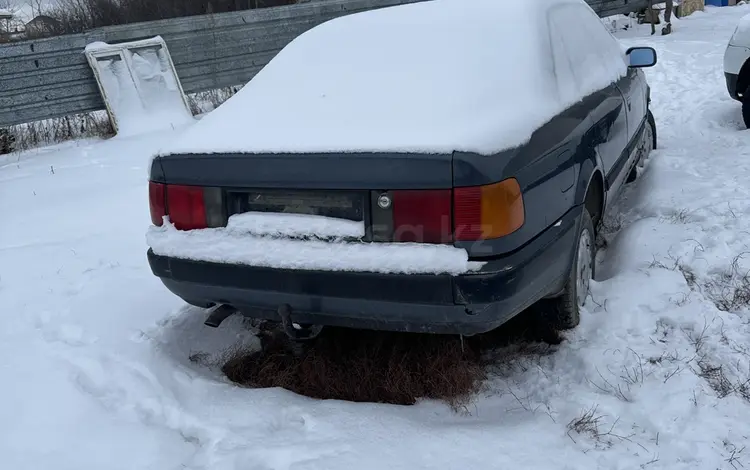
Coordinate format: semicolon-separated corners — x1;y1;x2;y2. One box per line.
627;109;657;183
548;208;596;330
742;87;750;129
647;109;657;152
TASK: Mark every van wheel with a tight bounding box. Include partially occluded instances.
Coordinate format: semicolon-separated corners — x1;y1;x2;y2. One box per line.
743;87;750;129
647;109;657;151
548;208;596;330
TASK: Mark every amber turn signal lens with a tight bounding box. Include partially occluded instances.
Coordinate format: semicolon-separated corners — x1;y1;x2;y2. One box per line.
454;178;525;241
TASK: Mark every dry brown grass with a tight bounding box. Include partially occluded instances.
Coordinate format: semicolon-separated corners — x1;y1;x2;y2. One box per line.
187;87;241;115
223;327;485;408
221;307;563;408
2;86;240;156
3;112;114;155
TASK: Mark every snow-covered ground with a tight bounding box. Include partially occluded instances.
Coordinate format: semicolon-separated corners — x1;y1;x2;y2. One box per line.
4;5;750;469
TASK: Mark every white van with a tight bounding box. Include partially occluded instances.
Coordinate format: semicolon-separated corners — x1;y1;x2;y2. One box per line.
724;13;750;126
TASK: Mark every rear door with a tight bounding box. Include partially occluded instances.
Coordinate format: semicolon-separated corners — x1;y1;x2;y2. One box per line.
547;3;629;195
618;67;649;143
548;2;633;203
588;79;630;203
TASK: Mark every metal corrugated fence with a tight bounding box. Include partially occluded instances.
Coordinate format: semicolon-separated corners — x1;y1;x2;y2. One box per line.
0;0;649;128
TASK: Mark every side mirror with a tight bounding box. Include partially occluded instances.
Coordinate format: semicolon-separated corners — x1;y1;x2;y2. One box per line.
626;47;657;68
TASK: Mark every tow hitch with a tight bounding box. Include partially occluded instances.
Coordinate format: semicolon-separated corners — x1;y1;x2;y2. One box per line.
203;304;323;342
278;304;324;341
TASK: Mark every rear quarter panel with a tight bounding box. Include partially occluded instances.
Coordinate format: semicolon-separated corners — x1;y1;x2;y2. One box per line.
453;99;597;258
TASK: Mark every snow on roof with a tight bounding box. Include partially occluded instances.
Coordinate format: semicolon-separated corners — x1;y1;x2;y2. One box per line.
158;0;627;158
0;8;13;17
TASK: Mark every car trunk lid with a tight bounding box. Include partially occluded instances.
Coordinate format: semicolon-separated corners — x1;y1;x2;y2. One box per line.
151;152;455;243
151;152;454;190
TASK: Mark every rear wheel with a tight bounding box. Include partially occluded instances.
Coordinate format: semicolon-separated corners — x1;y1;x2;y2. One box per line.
626;110;656;183
548;208;596;330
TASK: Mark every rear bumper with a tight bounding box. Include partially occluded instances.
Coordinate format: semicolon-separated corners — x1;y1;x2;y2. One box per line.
148;207;582;336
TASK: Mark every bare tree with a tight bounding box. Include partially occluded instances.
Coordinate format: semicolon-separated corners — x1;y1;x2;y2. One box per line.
48;0;295;34
0;0;26;35
29;0;47;17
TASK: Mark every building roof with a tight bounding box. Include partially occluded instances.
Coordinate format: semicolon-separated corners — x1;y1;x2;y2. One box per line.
27;15;61;25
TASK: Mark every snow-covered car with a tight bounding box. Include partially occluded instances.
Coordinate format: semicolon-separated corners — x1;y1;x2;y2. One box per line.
146;0;658;339
725;13;750;127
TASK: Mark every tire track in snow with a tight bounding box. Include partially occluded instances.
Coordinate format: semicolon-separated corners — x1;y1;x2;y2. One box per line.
49;305;350;470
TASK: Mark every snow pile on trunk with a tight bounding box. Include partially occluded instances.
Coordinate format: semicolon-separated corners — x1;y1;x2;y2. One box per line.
157;0;627;157
225;211;365;239
147;215;483;275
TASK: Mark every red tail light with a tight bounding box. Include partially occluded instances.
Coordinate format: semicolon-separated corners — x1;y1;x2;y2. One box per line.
392;189;452;243
149;180;523;240
166;185;207;230
149;181;166;226
389;178;525;243
148;181;208;231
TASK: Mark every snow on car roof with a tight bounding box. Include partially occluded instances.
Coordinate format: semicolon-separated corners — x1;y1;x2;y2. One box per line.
157;0;626;158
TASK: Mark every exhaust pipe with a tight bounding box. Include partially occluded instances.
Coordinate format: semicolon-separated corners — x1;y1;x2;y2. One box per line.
204;304;237;328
